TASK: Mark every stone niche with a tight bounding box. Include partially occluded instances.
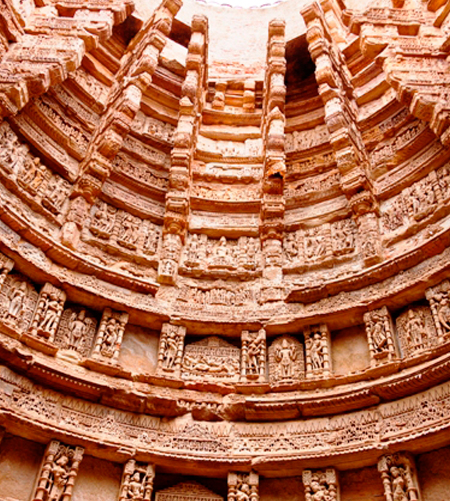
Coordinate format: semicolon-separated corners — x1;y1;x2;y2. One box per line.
72;455;122;501
331;325;371;376
0;435;45;501
118;324;160;376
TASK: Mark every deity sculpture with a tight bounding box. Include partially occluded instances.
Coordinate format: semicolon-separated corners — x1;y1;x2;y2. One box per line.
7;280;27;322
30;284;66;342
91;308;128;364
228;472;259;501
241;329;266;382
304;325;331;378
119;460;155;501
156;323;186;377
378;453;421;501
302;469;339;501
364;307;397;365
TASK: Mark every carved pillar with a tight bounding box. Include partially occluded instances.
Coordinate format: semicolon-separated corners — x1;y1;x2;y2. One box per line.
364;306;398;366
61;0;182;249
260;20;286;286
29;283;66;343
302;3;382;266
304;324;331;378
33;440;84;501
378;452;422;501
0;252;13;289
228;471;259;501
158;15;208;285
240;329;267;383
119;460;155;501
425;279;450;345
91;308;129;364
302;468;340;501
156;323;186;378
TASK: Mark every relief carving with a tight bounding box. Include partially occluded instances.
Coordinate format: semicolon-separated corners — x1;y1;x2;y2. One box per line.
156;323;186;378
268;335;305;385
0;273;37;334
304;324;331;378
364;307;398;366
119;460;155;501
54;307;97;361
228;471;259;501
241;329;266;383
181;336;240;382
33;440;84;501
396;306;437;358
378;453;422;501
302;469;340;501
30;283;66;342
426;280;450;345
91;308;129;363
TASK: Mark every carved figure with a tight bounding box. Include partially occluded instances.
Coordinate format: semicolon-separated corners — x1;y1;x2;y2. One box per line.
378;453;421;501
157;324;186;377
119;460;155;501
33;440;84;501
66;310;88;351
228;472;259;501
396;306;436;358
302;469;339;501
364;307;397;365
304;325;331;378
30;284;66;342
7;280;27;320
91;308;128;363
241;329;266;382
90;202;116;238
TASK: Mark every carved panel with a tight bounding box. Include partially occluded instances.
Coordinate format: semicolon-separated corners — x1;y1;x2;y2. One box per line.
156;323;186;378
396;306;437;358
284;219;357;271
84;202;161;266
30;283;67;343
155;482;223;501
364;307;398;366
91;308;129;363
32;440;84;501
0;251;13;288
54;307;97;360
118;460;155;501
0;272;38;334
241;329;267;383
302;469;340;501
378;453;422;501
304;324;331;378
426;280;450;345
181;336;240;382
228;471;259;501
180;234;261;278
268;335;305;385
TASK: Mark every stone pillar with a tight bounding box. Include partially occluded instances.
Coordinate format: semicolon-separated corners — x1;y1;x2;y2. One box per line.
364;306;398;367
33;440;84;501
378;452;422;501
158;15;208;285
260;20;286;290
156;323;186;378
118;460;155;501
304;324;331;378
302;468;340;501
228;471;259;501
